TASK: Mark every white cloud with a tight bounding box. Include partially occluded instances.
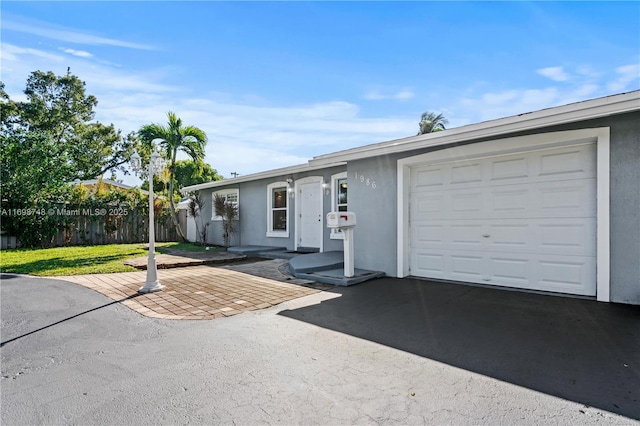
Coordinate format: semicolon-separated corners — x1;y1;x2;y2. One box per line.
141;96;412;176
1;43;64;63
0;43;176;99
537;66;570;82
62;48;93;58
364;88;415;101
607;63;640;92
573;83;599;97
482;90;519;105
363;91;383;100
1;42;414;179
455;87;566;123
4;38;637;183
576;65;600;79
395;90;415;100
456;61;637;124
0;44;66;101
2;15;154;50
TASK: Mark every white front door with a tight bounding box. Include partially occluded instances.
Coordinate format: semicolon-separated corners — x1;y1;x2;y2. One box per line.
408;143;597;296
297;177;323;250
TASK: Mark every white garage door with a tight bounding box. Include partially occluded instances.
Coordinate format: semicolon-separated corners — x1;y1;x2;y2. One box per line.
409;143;596;296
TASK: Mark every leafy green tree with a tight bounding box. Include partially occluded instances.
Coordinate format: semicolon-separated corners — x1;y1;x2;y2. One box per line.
417;112;449;135
174;160;222;188
0;69;138;247
0;82;17;124
138;112;208;242
0;131;73;247
3;70;137;179
71;123;138;180
143;159;222;194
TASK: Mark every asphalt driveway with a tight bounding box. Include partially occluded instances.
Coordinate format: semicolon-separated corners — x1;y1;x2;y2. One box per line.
280;277;640;420
1;272;638;424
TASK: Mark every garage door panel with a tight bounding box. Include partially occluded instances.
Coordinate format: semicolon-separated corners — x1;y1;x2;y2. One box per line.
451;191;484;214
412;180;595;220
538;220;595;256
408;143;596;296
410;144;596;192
413;222;484;251
450;224;484;248
536;256;596;295
491;188;530;213
451;162;483;184
413;167;445;189
538;148;594;177
415;224;445;245
490;156;530;181
415;194;445;215
412;221;486;251
412;252;446;277
411;248;595;294
488;255;532;287
488;224;530;249
413;218;593;257
488;180;595;218
486;253;595;294
538;180;595;216
450;254;484;280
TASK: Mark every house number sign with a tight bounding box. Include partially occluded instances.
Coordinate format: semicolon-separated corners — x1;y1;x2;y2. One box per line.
354;171;377;189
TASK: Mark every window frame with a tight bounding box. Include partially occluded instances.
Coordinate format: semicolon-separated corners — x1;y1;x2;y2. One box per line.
266;181;289;238
330;172;348;240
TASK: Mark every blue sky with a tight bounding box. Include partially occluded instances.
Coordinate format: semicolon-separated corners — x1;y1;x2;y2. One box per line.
2;1;639;184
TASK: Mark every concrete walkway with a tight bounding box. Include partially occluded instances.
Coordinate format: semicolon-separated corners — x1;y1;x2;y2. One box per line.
59;260;332;320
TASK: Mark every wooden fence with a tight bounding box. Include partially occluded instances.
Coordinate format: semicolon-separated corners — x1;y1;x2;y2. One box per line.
1;207;178;249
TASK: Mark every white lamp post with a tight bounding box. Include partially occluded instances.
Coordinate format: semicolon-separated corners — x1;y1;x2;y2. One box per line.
130;139;167;293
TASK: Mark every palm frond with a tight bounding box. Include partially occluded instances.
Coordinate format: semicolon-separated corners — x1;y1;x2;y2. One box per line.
417;111;449;135
213;193;227;218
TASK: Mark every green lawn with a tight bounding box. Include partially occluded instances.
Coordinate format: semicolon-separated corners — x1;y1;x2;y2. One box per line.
0;242;219;277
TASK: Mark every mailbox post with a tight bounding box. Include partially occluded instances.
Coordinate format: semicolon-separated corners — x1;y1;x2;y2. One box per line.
326;211;357;278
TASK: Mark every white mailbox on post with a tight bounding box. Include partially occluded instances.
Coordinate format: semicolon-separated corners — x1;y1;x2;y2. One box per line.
326;211;357;278
326;211;356;229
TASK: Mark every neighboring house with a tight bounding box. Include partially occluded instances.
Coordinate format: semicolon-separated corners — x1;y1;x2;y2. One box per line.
70;179;149;195
177;198;198;243
183;91;640;305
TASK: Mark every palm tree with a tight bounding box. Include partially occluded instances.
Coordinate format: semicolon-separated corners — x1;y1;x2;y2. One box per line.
417;112;448;135
139;112;208;242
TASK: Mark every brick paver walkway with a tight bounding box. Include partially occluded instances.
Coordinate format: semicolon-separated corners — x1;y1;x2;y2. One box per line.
58;261;328;320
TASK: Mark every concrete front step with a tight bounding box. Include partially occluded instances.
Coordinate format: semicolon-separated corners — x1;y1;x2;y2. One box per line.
228;246;321;259
297;268;385;286
227;245;287;257
288;251;385;286
258;250;300;260
288;251;345;274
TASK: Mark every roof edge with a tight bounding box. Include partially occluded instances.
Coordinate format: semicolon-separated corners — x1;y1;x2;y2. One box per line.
310;90;640;166
182;161;347;192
